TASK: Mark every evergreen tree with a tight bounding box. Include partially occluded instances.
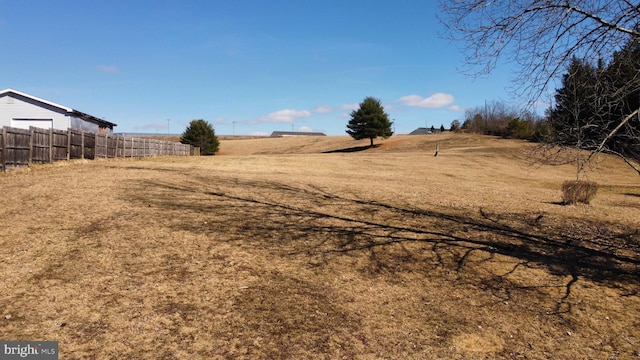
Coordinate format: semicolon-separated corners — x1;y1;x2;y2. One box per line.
601;38;640;163
180;119;220;155
346;97;393;146
441;1;640;174
548;38;640;168
548;57;600;148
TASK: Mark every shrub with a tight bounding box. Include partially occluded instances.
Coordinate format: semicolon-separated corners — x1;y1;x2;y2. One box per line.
180;119;219;155
562;180;599;205
506;117;533;139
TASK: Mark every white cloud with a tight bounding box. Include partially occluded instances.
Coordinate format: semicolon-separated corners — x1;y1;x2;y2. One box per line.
314;106;332;114
211;117;226;124
257;109;311;123
340;103;359;111
298;126;315;132
96;65;119;73
448;105;464;112
396;93;455;108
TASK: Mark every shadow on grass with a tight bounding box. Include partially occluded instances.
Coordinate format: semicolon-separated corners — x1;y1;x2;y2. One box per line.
322;144;379;153
132;176;640;313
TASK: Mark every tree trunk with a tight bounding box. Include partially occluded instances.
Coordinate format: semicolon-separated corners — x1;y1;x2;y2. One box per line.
370;138;374;147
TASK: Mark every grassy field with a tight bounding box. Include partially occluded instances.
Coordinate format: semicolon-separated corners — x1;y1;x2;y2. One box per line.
1;134;638;359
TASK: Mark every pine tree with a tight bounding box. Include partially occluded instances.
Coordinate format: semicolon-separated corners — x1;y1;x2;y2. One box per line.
548;57;600;148
549;39;640;168
346;97;393;147
180;119;220;155
602;38;640;163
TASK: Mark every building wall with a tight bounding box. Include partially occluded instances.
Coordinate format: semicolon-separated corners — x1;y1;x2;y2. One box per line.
0;92;70;130
70;116;99;132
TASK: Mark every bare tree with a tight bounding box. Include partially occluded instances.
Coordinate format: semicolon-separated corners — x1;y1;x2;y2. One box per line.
439;0;640;174
439;1;640;98
463;100;529;136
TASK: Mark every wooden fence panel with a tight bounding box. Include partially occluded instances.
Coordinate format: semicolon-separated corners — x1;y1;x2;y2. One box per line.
122;137;130;157
51;129;69;161
138;138;144;157
84;133;95;159
129;137;136;158
3;127;30;167
31;127;52;163
141;138;148;157
107;135;117;158
116;136;124;158
128;137;135;158
95;133;106;158
69;129;84;159
1;125;192;171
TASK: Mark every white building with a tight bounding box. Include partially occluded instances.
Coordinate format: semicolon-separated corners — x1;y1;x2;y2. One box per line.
0;88;116;133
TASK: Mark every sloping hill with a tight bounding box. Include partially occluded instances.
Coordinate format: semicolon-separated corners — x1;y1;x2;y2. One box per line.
218;133;525;156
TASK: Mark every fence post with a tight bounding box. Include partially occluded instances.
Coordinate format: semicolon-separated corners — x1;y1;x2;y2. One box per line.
49;128;53;163
66;128;71;160
1;127;6;172
81;130;85;159
93;132;100;159
28;126;34;166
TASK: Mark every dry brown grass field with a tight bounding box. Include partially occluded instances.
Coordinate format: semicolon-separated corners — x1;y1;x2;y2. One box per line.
1;134;639;359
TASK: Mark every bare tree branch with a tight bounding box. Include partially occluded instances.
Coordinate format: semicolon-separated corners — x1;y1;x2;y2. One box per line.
439;0;640;102
587;108;640;163
440;1;640;176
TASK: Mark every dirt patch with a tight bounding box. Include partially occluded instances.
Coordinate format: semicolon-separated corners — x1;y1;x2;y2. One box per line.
452;332;505;354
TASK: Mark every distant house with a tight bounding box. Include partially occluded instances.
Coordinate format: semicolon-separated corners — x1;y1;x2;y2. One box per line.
409;127;430;135
409;127;444;135
270;131;326;137
0;88;117;134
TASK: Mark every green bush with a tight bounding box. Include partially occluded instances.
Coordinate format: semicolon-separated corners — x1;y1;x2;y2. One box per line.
506;117;533;139
562;180;599;205
180;119;220;155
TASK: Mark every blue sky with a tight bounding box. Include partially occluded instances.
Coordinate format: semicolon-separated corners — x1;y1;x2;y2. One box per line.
0;0;524;135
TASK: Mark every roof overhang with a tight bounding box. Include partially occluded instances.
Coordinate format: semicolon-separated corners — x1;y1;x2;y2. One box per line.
70;110;117;128
0;88;117;128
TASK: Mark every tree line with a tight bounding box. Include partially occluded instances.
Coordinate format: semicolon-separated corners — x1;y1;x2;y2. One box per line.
456;35;639;172
454;101;542;140
439;0;639;176
547;38;639;170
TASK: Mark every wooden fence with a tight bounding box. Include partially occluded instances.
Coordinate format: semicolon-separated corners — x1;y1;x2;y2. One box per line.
0;126;193;171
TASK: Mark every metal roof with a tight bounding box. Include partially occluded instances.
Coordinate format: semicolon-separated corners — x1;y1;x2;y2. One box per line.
0;88;118;128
